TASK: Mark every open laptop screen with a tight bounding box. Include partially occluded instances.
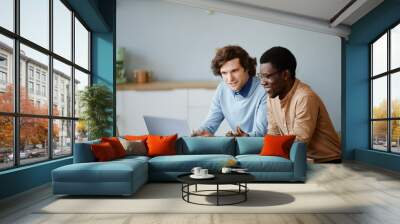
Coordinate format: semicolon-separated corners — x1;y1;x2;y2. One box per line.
143;115;190;137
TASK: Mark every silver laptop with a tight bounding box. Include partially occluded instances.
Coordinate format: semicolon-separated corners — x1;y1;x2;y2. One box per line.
143;115;191;137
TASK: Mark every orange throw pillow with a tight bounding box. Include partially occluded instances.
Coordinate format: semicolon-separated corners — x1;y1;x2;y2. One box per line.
146;134;178;157
91;142;117;161
124;135;148;141
101;137;127;158
259;135;296;159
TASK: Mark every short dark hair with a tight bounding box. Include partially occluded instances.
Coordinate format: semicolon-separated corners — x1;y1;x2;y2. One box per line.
211;45;257;77
260;47;297;78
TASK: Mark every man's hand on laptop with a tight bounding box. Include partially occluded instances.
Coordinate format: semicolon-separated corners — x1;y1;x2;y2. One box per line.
191;129;213;137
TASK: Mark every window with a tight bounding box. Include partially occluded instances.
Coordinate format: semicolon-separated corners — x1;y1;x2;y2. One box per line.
0;116;13;170
42;85;46;97
28;67;34;80
371;23;400;154
35;70;40;81
41;73;46;82
28;81;34;94
53;59;71;117
35;84;40;96
53;0;72;60
0;0;14;32
0;55;7;67
0;71;6;85
75;18;89;70
0;54;7;86
20;0;49;49
0;0;91;170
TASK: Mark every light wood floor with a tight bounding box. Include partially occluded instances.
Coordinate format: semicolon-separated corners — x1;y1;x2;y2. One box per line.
1;161;400;224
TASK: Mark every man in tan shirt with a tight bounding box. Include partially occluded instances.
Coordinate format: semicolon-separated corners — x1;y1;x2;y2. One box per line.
258;47;341;163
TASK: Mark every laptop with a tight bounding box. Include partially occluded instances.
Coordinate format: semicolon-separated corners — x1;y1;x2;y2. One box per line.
143;115;191;137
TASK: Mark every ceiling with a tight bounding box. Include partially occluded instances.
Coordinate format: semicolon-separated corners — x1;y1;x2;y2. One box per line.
225;0;353;24
164;0;384;38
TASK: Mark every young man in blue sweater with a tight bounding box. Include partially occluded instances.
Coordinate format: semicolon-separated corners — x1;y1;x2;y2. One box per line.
192;45;267;137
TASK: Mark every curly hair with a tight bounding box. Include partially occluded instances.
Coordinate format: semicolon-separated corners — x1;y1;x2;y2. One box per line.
211;45;257;77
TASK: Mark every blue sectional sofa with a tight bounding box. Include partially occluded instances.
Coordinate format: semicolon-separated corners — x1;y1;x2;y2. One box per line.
52;137;306;196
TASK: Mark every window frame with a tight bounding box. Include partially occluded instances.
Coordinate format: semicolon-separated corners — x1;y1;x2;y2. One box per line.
370;21;400;154
0;0;92;171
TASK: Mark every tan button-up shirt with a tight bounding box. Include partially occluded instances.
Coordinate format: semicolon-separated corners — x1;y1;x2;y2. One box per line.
267;79;341;162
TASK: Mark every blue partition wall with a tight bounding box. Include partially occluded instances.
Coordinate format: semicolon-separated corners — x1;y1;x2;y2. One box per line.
344;0;400;171
0;0;116;200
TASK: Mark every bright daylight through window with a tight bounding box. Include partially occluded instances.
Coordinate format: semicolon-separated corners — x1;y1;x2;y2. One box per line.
0;0;91;170
371;23;400;153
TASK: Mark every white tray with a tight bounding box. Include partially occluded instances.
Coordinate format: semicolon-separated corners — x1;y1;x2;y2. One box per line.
190;174;215;179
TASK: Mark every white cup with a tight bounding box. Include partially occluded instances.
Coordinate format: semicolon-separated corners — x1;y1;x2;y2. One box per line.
200;169;208;176
221;167;232;174
191;167;202;176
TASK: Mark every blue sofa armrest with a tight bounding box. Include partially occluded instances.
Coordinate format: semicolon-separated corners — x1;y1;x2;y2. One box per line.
289;141;307;182
73;140;100;163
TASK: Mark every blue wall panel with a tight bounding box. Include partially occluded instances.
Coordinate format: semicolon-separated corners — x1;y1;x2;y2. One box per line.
0;158;72;199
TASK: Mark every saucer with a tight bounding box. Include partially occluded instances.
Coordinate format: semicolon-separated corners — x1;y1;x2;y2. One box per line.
190;174;215;179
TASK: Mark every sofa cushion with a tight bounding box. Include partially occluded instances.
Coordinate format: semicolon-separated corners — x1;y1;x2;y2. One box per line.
148;154;235;172
101;137;127;158
125;135;148;141
260;135;296;159
235;137;263;155
91;142;118;161
119;138;147;156
236;155;293;172
177;137;235;155
147;134;178;157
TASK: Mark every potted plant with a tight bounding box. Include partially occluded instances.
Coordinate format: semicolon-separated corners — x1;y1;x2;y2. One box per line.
79;84;113;140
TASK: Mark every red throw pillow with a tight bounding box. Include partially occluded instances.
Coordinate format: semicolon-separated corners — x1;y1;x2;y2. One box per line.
259;135;296;159
124;135;148;141
101;137;127;158
146;134;178;157
91;142;117;161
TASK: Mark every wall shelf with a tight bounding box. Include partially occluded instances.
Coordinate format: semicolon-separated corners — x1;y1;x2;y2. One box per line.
117;81;219;91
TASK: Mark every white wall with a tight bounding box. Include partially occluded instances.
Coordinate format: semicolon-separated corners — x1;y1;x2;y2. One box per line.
117;0;342;130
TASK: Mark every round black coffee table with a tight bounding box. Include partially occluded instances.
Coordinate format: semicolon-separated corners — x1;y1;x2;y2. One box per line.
177;173;255;206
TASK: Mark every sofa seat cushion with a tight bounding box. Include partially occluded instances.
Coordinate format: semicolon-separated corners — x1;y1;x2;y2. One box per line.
149;154;235;172
53;159;147;183
236;155;293;172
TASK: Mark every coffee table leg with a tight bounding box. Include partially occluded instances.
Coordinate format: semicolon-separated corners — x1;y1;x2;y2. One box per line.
245;183;247;201
217;184;219;206
187;184;190;202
